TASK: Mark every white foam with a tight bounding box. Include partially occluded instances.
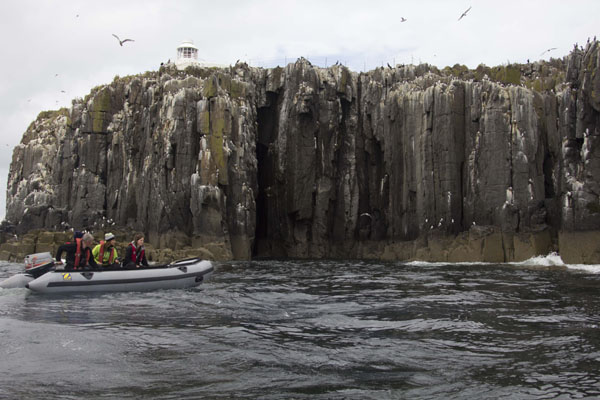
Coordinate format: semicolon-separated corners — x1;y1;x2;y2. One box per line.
514;252;600;273
404;252;600;273
511;252;565;267
565;264;600;274
404;260;490;267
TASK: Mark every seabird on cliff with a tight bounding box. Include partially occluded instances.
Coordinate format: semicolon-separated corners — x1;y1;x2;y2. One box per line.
112;34;135;46
458;6;471;21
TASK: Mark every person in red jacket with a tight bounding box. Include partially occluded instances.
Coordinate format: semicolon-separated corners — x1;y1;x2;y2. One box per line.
123;233;149;269
55;232;99;271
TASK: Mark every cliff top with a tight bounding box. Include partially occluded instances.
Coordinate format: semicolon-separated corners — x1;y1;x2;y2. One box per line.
27;41;597;130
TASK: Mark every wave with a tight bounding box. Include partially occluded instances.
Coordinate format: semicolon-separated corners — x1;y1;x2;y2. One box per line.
404;260;489;267
564;263;600;274
510;252;565;267
513;252;600;274
405;252;600;274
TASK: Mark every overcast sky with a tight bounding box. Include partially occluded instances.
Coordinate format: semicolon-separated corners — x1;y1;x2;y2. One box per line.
0;0;598;221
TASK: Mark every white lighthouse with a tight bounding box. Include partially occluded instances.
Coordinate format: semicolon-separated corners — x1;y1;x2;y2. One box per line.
175;40;199;69
174;40;226;70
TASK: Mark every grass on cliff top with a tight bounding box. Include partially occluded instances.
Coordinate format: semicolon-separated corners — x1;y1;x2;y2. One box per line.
37;107;70;121
81;70;159;104
34;47;583;132
439;59;567;91
27;107;70;131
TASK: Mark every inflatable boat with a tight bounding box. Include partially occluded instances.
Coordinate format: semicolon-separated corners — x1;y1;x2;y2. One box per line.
26;258;213;294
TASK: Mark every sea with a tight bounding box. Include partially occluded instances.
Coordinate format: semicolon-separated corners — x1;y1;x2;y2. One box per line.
1;254;599;399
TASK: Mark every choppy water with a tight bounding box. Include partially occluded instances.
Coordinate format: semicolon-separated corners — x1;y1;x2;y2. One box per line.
1;255;600;399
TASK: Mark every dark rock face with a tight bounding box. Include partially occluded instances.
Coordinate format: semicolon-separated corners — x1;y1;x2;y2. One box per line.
6;41;600;261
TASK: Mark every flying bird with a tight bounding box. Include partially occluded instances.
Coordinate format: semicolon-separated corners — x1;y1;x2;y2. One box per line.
112;34;134;46
540;47;557;56
458;6;471;21
400;17;407;22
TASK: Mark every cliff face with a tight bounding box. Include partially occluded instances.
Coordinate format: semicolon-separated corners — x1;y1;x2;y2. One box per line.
6;41;600;261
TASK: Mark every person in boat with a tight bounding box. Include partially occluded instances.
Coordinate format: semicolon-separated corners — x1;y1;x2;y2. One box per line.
92;232;120;269
55;232;99;271
123;233;149;269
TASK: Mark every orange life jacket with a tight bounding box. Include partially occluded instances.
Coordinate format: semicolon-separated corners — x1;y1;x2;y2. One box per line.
74;238;91;269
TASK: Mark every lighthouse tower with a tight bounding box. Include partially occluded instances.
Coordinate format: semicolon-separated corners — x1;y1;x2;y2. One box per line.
175;40;199;69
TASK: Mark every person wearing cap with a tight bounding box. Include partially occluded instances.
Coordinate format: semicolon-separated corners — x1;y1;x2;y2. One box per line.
92;232;120;269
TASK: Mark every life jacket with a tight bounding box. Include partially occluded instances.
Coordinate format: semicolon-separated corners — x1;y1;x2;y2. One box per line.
98;240;116;265
130;242;145;264
73;238;91;269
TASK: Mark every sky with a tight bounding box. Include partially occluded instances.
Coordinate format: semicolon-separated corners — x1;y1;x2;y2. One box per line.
0;0;598;221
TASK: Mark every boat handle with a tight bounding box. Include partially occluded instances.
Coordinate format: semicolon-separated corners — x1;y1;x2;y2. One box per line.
81;272;94;280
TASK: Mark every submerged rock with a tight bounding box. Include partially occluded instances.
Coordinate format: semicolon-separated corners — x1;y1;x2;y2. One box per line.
4;42;600;263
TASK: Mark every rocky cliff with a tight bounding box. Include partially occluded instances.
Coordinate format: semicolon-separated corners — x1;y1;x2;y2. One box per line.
4;41;600;263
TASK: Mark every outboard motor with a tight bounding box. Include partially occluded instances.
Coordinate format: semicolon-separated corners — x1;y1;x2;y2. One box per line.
0;252;55;289
24;252;55;278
